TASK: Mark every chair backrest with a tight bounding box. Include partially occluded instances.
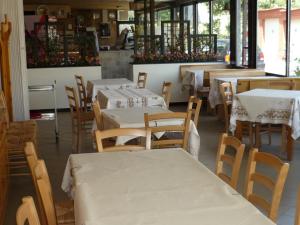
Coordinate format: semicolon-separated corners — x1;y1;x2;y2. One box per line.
245;148;289;222
34;160;58;225
137;72;147;88
65;86;80;119
162;82;172;108
95;128;151;152
219;82;234;133
144;111;191;150
0;90;10;127
269;80;294;90
74;75;88;110
215;133;245;190
25;142;47;225
16;196;41;225
219;82;234;105
92;101;102;130
187;96;202;126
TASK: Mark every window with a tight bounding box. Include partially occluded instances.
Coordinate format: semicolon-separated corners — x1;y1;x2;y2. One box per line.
237;0;249;67
257;0;287;75
155;9;171;35
183;4;194;34
213;1;230;63
290;2;300;76
197;2;210;34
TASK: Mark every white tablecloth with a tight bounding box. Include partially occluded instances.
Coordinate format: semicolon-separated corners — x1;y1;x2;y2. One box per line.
208;76;278;108
182;69;205;94
61;149;275;225
87;78;136;100
230;89;300;139
97;107;200;159
97;88;166;109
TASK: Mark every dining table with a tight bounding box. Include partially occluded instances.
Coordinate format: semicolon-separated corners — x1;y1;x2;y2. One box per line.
230;88;300;160
97;88;166;109
95;106;200;159
86;78;137;100
61;148;275;225
208;76;279;108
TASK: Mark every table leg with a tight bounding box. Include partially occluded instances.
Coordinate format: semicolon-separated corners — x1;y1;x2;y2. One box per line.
235;121;243;141
285;125;294;161
254;123;261;148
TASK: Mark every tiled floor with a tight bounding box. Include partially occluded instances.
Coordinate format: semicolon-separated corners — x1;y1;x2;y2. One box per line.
4;105;299;225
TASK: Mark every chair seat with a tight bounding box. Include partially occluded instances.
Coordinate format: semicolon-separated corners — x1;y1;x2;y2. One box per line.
55;200;75;225
73;111;94;122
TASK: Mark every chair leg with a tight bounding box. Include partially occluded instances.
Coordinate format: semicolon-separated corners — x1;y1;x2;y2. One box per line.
268;124;272;145
249;123;253;147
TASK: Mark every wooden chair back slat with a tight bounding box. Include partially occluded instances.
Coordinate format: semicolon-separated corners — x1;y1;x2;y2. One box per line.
34;160;58;225
92;101;102;130
162;82;172;108
16;196;41;225
187;96;202;126
215;133;245;190
144;111;191;150
137;72;147;88
65;86;80;118
95;128;151;152
245;148;289;222
75;75;89;111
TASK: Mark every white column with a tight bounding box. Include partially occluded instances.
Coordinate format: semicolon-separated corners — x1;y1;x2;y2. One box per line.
0;0;30;120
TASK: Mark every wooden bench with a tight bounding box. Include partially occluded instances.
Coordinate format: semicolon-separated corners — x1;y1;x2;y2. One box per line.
237;77;300;93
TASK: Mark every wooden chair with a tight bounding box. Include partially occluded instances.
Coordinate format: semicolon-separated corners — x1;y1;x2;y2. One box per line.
65;86;94;152
16;196;41;225
34;160;74;225
244;148;289;222
144;111;192;150
74;75;91;112
92;101;102;130
137;72;147;88
187;96;202;126
25;142;47;225
162;82;172;108
0;90;37;176
295;186;300;225
215;133;245;190
219;82;234;133
95;128;151;152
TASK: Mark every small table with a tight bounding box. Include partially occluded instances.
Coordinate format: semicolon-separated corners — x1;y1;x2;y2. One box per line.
61;149;275;225
87;78;136;100
230;89;300;160
98;106;200;159
97;88;166;109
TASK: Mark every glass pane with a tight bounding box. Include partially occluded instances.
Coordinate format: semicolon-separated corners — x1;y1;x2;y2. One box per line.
290;2;300;76
258;0;286;75
197;2;210;34
213;1;230;63
237;0;248;66
155;9;171;35
183;4;194;34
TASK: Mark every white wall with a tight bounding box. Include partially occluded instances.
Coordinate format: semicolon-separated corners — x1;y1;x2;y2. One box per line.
28;66;102;109
130;62;223;103
0;0;30;120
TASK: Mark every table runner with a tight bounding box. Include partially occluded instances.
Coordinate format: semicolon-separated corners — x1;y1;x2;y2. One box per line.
87;78;136;100
61;149;275;225
208;76;278;108
98;107;200;159
97;88;166;109
230;89;300;139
